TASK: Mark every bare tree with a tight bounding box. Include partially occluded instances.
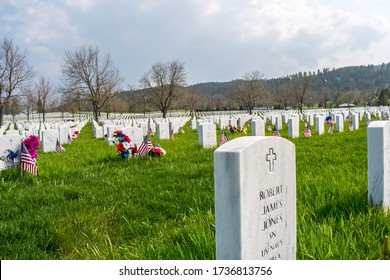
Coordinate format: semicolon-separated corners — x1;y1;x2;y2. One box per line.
0;38;35;126
35;75;53;123
360;89;376;106
102;95;128;118
61;45;123;122
20;87;36;121
290;72;312;113
318;87;333;108
274;81;293;109
4;96;21;123
172;87;202;115
230;71;268;114
139;60;186;118
337;90;359;106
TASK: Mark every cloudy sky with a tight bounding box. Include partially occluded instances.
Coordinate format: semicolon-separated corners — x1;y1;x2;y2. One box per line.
1;0;390;89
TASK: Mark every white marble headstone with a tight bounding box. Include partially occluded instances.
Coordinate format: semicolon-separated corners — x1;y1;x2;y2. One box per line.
368;121;390;211
58;126;70;144
198;122;216;148
92;124;102;138
308;114;315;126
42;129;59;152
315;116;325;135
275;116;282;131
229;118;237;128
352;114;359;130
5;129;20;135
149;121;156;134
122;126;143;147
252;119;265;136
0;135;23;159
191;118;197;130
336;115;344;132
288;117;299;138
214;136;296;260
157;122;170;140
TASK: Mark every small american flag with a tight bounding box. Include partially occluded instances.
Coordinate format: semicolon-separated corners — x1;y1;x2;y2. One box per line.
272;130;281;137
138;135;153;156
349;123;354;131
55;140;65;152
304;126;312;137
169;130;174;141
67;134;72;145
21;143;38;176
219;130;229;146
328;124;334;134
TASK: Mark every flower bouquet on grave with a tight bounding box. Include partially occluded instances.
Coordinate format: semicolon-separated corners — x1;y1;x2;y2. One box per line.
112;130;133;159
148;143;166;157
23;135;40;160
21;135;40;176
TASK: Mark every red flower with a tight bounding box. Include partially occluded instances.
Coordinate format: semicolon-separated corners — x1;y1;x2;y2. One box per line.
114;130;123;135
130;145;137;155
74;131;79;135
153;147;163;155
124;135;131;143
117;143;126;152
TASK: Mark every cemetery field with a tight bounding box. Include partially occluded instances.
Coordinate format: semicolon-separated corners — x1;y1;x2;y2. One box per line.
1;120;389;260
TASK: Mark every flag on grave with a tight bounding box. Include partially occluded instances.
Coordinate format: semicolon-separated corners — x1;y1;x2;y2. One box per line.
169;130;174;141
6;148;19;168
55;139;65;152
219;130;229;146
272;129;281;137
304;126;312;137
138;135;153;156
328;124;334;134
6;149;19;163
67;134;72;145
21;143;38;176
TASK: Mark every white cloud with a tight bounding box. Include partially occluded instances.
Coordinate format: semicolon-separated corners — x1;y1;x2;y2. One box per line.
202;0;222;17
2;0;390;86
65;0;94;12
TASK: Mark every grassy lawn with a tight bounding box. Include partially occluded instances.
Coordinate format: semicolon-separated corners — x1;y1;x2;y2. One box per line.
0;118;389;259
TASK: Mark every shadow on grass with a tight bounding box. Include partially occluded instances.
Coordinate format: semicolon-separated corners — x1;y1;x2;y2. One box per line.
0;168;38;185
311;189;380;222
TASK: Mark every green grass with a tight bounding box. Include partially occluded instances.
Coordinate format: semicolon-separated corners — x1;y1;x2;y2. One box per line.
0;119;389;260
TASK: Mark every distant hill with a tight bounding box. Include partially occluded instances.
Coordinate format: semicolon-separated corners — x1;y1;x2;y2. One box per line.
124;63;390;97
187;62;390;95
187;81;235;95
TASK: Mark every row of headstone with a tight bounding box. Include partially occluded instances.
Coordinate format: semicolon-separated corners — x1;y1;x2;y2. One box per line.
41;121;86;152
93;116;191;146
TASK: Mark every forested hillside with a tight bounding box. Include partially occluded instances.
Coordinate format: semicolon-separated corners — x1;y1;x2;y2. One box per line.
118;62;390;113
190;63;390;95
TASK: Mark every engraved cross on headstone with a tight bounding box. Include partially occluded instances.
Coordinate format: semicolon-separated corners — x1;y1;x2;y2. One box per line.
266;148;277;172
9;138;13;148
